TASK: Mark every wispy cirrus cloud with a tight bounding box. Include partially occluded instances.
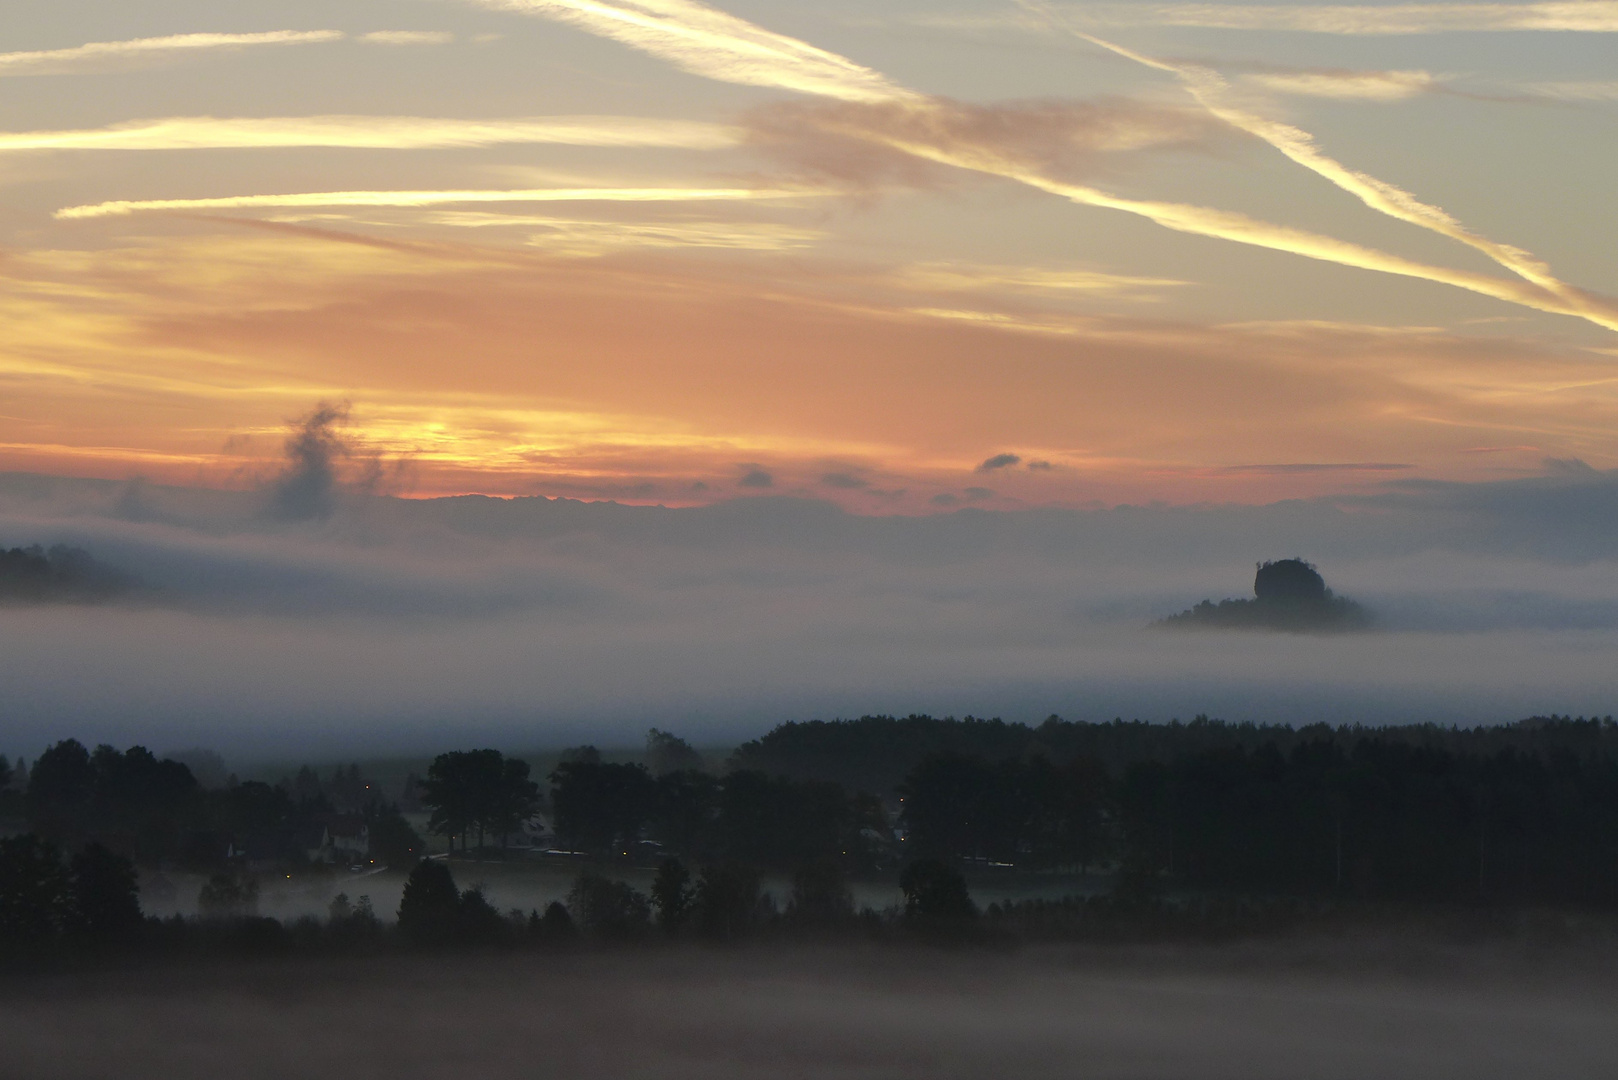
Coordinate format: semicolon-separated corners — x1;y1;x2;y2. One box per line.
1517;79;1618;99
1055;2;1618;34
0;115;740;153
894;261;1188;300
471;0;1618;333
56;185;820;219
466;0;917;102
1240;68;1440;101
0;30;342;77
358;30;456;45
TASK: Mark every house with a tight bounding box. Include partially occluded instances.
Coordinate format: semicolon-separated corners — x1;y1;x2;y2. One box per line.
307;814;370;865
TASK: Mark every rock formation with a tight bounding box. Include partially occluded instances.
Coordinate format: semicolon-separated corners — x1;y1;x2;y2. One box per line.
1157;558;1370;632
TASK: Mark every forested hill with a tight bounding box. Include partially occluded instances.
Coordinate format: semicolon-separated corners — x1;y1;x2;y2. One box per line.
729;714;1618;796
0;544;129;603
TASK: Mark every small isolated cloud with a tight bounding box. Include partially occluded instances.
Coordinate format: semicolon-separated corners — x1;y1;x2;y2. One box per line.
1242;69;1437;101
268;402;354;522
1027;460;1054;471
360;31;455;45
929;493;959;506
821;471;867;489
977;453;1022;472
738;466;774;489
964;487;994;500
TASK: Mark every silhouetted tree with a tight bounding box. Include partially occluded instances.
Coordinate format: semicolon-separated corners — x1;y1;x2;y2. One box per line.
487;757;541;849
789;858;854;925
716;771;854;869
66;842;142;940
694;863;761;940
458;887;507;944
899;859;976;924
327;763;369;812
537;899;576;942
420;750;538;853
567;873;651;939
421;750;504;853
25;739;96;844
0;834;70;943
650;857;694;934
649;769;719;859
210;780;298;864
550;761;657;854
646;729;704;776
397;859;461;945
898;752;1006;862
88;745;198;862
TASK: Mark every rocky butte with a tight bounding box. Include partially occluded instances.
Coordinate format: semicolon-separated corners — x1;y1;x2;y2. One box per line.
1157;558;1371;633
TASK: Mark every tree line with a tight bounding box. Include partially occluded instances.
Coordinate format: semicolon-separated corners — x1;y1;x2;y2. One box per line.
0;740;423;872
6;713;1618;965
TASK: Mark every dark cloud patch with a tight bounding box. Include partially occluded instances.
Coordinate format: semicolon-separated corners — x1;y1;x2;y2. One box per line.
267;402;352;522
821;472;868;490
930;493;960;506
738;467;774;489
977;453;1022;472
1543;457;1598;476
964;487;994;500
1027;460;1054;471
744;95;1225;193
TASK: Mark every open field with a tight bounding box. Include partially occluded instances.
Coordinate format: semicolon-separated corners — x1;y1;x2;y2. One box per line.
7;941;1617;1079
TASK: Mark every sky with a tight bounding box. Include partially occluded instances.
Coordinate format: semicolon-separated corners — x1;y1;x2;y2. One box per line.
2;1;1617;755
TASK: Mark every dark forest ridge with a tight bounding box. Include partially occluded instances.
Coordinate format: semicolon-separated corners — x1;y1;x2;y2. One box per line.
728;711;1617;796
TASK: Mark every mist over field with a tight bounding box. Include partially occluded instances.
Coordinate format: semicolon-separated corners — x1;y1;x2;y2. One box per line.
7;945;1618;1080
2;465;1617;755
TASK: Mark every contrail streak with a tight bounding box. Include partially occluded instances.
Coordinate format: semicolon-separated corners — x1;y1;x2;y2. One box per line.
0;31;343;76
0;115;740;152
1048;24;1618;330
840;118;1618;331
490;0;1618;331
468;0;916;102
55;186;821;219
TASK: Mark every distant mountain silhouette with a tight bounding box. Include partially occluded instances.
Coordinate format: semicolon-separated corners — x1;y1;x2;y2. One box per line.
1157;558;1370;633
0;544;131;603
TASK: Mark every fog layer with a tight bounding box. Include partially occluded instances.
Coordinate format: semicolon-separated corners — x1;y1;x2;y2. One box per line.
6;946;1618;1080
2;467;1616;755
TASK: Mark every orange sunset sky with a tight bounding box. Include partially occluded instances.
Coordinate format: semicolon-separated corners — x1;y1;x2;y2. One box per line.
4;0;1618;512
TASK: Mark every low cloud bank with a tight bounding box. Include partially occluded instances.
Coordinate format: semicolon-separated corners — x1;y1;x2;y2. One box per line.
1;465;1616;754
